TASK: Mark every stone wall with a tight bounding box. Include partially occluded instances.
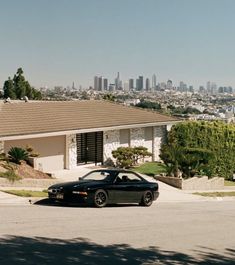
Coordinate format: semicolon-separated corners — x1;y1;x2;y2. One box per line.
0;141;4;153
130;128;145;147
103;130;120;165
156;175;224;190
103;126;168;165
66;134;77;169
153;126;167;161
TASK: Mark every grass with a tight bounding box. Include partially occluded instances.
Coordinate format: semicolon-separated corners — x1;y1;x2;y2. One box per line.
1;190;48;197
0;170;22;182
224;180;235;186
193;192;235;197
132;162;166;176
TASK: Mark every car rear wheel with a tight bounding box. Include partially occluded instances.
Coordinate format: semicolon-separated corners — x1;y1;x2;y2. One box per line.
94;189;108;208
140;190;153;207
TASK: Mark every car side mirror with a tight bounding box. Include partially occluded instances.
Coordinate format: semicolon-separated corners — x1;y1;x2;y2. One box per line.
78;177;83;181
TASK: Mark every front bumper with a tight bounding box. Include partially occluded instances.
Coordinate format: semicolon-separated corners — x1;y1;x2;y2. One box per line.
153;191;160;201
48;190;89;203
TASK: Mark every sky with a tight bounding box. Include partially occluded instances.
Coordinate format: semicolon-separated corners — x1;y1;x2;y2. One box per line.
0;0;235;89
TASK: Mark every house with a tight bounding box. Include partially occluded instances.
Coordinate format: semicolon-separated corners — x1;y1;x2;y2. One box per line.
0;100;179;172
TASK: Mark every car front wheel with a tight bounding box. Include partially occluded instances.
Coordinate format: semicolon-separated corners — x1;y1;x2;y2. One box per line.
140;190;153;207
94;189;108;208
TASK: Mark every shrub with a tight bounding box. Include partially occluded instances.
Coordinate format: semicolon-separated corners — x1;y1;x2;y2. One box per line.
112;147;134;168
25;145;40;157
8;147;29;164
112;146;152;168
160;121;235;179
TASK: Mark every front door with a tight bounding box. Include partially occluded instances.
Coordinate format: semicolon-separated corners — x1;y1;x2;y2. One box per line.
76;132;103;164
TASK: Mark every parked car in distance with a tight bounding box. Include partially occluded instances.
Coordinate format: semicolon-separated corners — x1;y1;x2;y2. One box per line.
48;169;159;207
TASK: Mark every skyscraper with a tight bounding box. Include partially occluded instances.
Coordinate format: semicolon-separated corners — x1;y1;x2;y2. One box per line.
146;78;150;91
115;72;120;90
94;76;99;90
103;78;108;90
152;74;157;91
136;76;143;91
98;76;103;91
129;79;134;90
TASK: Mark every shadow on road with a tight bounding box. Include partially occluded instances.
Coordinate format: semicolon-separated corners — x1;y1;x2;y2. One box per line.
34;198;140;208
0;235;234;265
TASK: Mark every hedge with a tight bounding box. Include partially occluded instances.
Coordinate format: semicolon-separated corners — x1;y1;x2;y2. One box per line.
163;121;235;180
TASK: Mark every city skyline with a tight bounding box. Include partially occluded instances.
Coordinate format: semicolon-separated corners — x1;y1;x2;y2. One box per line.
1;0;235;89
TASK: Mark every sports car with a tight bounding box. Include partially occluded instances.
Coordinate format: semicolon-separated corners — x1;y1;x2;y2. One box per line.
48;169;159;207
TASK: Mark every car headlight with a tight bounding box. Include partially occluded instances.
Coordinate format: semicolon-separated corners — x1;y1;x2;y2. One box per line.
47;188;53;193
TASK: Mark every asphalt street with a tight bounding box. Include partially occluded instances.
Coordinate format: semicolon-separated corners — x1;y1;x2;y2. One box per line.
0;201;235;264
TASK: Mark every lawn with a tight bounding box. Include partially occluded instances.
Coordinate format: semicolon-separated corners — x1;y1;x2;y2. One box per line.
193;192;235;197
1;190;48;197
224;180;235;186
132;162;166;176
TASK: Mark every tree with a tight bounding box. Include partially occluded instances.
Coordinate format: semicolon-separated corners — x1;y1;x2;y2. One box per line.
3;68;42;100
3;77;16;99
102;93;115;101
136;100;161;110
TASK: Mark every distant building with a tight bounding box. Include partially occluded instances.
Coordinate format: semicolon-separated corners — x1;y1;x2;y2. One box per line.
179;81;187;92
123;81;129;91
136;76;143;91
199;86;205;93
152;74;157;91
129;79;134;90
166;80;173;90
146;78;150;91
115;72;121;90
98;76;103;91
94;76;99;90
103;78;108;91
109;84;115;91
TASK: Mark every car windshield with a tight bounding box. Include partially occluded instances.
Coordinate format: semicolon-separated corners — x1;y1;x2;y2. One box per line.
81;171;113;182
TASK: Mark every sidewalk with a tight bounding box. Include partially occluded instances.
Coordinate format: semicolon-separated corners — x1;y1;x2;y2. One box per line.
0;165;235;205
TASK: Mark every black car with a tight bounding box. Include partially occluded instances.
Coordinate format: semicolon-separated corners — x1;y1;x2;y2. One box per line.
48;169;159;207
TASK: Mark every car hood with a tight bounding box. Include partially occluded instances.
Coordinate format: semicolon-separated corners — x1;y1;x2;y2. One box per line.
48;180;107;190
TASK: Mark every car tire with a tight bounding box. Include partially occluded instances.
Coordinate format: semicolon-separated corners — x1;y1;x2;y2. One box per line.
140;190;153;207
94;189;108;208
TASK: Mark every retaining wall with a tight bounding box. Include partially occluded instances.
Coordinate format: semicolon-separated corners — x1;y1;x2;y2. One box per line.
155;175;224;190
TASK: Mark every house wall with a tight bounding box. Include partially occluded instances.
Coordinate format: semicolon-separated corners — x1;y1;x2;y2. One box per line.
153;126;167;161
65;134;77;169
103;130;120;164
103;125;168;164
4;136;66;172
0;141;4;153
130;128;145;147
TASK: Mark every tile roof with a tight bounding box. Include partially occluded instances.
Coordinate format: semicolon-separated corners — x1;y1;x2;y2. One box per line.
0;100;178;138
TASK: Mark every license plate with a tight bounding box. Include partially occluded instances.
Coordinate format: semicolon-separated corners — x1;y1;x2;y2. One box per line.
56;194;64;199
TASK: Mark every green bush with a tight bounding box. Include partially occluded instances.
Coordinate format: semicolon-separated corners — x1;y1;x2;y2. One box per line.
8;147;29;164
112;146;152;168
160;121;235;179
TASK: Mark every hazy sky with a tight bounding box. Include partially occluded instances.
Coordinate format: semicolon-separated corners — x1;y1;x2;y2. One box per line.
1;0;235;89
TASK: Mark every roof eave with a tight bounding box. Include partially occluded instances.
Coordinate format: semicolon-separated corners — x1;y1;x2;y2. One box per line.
0;120;180;141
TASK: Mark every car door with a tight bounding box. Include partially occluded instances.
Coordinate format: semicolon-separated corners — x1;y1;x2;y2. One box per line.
113;172;144;203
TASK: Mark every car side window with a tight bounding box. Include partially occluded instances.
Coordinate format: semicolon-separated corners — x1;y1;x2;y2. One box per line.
118;173;142;183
